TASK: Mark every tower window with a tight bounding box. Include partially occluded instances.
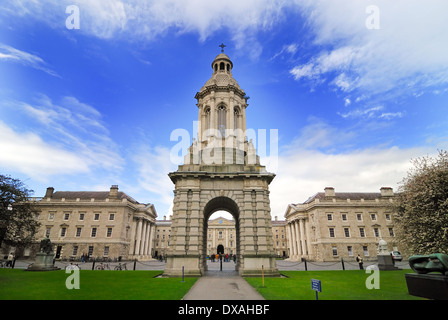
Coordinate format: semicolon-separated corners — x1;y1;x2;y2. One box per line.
205;107;211;130
226;64;230;71
234;107;240;130
214;64;218;72
218;105;226;137
220;62;225;70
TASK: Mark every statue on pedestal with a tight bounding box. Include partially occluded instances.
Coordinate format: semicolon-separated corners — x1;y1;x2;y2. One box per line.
26;237;60;271
377;239;398;271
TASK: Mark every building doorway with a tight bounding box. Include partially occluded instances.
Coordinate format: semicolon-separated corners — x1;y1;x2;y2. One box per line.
217;244;224;254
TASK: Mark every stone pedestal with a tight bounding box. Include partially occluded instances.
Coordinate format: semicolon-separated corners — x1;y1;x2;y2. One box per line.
378;254;399;271
405;273;448;300
26;252;60;271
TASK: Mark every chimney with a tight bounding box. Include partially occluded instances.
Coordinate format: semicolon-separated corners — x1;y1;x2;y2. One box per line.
45;187;54;198
275;216;278;221
324;187;335;197
164;215;166;221
109;185;119;199
380;187;394;197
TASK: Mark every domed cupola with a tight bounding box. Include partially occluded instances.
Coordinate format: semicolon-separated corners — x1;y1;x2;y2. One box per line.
198;47;242;94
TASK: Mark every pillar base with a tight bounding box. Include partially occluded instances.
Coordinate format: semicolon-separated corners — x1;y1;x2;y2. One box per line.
163;255;202;277
240;255;280;277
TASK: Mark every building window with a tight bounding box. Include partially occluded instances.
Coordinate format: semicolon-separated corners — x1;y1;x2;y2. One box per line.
72;246;78;256
344;227;350;238
94;213;100;221
76;227;82;237
234;107;239;130
107;227;113;237
218;105;226;137
356;213;362;221
329;227;335;238
64;213;70;220
385;213;391;221
327;214;333;221
363;246;369;256
45;227;51;238
205;108;211;130
109;213;115;221
374;227;380;237
359;227;365;237
91;227;97;237
218;231;223;239
342;213;347;221
332;247;338;256
104;246;109;256
347;246;353;256
79;213;85;221
60;227;67;237
388;227;395;237
88;246;94;256
370;213;377;221
48;212;55;221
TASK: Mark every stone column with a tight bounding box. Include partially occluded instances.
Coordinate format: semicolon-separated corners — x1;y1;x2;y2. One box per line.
286;222;293;258
299;218;306;257
305;219;313;258
141;220;148;256
290;220;298;259
129;217;137;256
135;218;143;256
147;223;154;257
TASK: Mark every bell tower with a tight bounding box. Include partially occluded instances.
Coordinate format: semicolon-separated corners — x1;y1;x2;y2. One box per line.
163;48;279;277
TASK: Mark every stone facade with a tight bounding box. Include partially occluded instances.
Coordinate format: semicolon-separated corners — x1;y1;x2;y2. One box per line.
163;52;279;277
153;216;286;259
32;185;157;261
285;187;399;262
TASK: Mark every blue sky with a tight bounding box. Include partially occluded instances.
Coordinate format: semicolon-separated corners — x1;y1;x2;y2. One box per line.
1;0;447;220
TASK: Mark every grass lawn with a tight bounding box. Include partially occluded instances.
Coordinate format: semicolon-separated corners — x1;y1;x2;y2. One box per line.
245;269;424;300
0;269;197;300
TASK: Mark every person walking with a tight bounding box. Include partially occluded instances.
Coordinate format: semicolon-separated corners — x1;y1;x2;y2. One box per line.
6;252;14;268
356;254;364;270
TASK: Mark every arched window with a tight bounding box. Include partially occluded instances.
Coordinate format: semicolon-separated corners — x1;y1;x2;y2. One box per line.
220;62;225;70
204;107;211;130
227;64;230;71
218;105;226;137
214;64;218;72
234;107;240;130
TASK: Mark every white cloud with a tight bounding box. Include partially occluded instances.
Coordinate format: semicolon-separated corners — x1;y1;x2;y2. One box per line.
0;43;60;77
268;143;436;219
132;145;178;216
0;95;124;181
2;0;286;60
0;121;89;180
264;117;445;218
290;0;448;100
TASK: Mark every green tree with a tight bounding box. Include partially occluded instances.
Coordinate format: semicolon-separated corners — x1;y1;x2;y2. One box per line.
0;175;40;253
393;150;448;254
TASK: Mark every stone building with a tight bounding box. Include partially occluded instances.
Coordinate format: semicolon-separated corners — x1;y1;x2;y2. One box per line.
271;217;287;258
33;185;157;261
163;50;279;277
285;187;398;262
206;216;237;256
153;215;287;259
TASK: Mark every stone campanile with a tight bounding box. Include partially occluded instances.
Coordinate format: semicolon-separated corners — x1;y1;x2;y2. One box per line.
163;48;279;277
